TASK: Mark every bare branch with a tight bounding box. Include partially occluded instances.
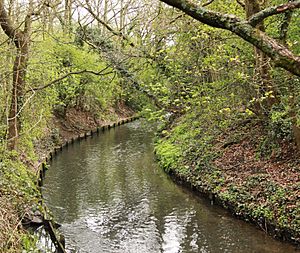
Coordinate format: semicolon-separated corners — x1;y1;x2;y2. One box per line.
169;14;184;24
81;1;135;47
202;0;215;7
236;0;245;9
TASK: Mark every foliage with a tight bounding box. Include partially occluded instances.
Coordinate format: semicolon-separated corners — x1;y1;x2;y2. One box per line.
0;149;39;252
28;36;122;113
0;0;300;249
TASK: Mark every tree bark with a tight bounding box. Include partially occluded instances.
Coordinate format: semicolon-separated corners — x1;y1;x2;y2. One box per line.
158;0;300;77
0;0;31;150
245;0;276;115
64;0;72;33
7;40;29;150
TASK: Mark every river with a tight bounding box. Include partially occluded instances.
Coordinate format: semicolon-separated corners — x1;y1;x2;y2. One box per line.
42;120;297;253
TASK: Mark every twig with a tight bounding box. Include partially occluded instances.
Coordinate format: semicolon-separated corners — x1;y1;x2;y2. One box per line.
202;0;216;7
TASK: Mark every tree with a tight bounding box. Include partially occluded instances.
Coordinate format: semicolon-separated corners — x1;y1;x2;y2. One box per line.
64;0;73;33
157;0;300;149
158;0;300;77
0;0;33;150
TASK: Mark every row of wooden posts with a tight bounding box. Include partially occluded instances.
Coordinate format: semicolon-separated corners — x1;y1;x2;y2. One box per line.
35;116;139;253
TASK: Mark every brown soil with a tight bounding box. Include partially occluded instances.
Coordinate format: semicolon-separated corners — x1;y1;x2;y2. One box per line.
214;122;300;188
210;122;300;244
34;102;135;159
54;102;135;142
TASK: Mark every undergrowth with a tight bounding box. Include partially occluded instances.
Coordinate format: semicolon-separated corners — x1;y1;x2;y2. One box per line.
155;105;300;244
0;149;40;252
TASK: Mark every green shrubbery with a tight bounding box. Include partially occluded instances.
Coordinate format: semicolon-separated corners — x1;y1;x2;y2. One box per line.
0;150;40;252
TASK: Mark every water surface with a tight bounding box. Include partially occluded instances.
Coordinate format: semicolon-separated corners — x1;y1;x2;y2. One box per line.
43;121;298;253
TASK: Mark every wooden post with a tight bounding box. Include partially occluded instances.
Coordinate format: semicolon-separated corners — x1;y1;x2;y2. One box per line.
43;220;66;253
42;162;46;172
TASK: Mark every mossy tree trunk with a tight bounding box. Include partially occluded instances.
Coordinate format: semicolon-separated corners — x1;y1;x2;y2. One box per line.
158;0;300;77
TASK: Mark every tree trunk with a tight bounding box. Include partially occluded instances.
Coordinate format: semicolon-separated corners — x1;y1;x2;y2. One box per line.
245;0;276;115
0;0;31;150
64;0;72;33
103;0;108;35
7;38;29;150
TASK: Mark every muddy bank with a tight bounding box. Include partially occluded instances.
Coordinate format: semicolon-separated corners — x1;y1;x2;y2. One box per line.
35;103;135;160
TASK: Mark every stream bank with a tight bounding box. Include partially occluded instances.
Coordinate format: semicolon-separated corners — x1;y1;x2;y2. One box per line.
0;104;136;252
155;114;300;248
42;120;297;253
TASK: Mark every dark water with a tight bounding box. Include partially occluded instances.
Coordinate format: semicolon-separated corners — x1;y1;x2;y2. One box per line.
42;121;298;253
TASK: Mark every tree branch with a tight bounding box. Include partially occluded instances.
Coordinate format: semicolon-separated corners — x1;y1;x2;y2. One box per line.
0;0;21;47
279;10;293;45
249;1;300;27
82;2;135;47
158;0;300;77
202;0;216;7
26;68;114;93
236;0;245;9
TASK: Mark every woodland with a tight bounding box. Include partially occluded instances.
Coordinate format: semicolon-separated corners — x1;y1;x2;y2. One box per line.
0;0;300;251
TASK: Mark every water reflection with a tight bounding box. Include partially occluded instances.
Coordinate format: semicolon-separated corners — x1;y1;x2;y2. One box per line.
42;121;298;253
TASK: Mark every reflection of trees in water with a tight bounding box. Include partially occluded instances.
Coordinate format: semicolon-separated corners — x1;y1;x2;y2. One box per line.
43;122;295;253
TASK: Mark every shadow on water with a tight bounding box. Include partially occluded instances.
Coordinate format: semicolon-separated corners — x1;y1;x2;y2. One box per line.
42;120;298;253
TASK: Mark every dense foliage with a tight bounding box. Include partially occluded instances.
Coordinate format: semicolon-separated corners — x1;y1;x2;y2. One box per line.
0;0;300;250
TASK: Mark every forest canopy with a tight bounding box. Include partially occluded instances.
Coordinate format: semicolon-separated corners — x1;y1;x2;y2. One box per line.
0;0;299;160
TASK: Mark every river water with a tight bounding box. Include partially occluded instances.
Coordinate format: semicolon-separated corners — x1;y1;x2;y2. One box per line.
42;121;297;253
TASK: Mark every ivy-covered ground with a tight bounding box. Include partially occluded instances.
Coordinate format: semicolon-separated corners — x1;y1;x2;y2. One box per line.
155;112;300;246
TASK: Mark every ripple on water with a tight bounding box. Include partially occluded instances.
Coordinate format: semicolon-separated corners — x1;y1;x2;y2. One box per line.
43;121;299;253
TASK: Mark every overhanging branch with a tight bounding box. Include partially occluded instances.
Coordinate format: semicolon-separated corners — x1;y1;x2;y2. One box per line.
26;68;114;93
158;0;300;77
